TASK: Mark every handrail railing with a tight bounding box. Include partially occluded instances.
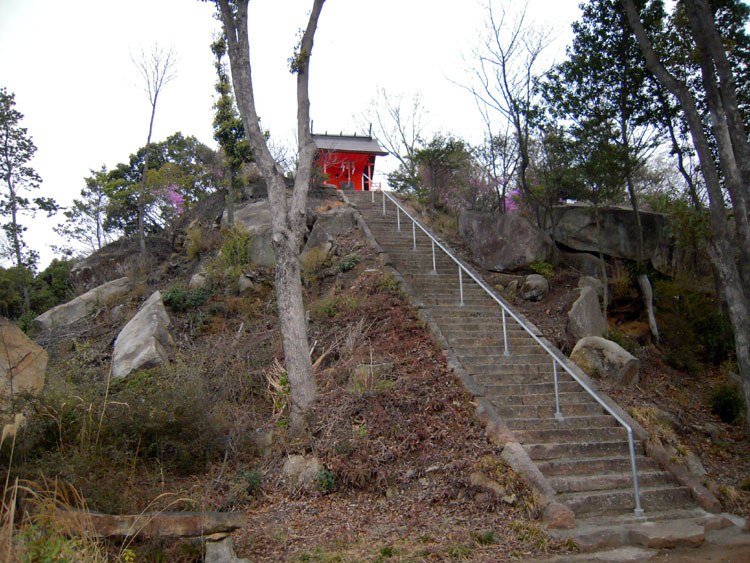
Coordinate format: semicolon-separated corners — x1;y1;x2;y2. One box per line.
376;189;644;516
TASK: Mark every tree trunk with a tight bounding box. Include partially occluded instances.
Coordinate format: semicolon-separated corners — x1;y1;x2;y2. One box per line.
8;184;30;310
225;172;235;228
138;99;158;257
216;0;324;431
637;273;659;343
595;207;608;321
621;0;750;429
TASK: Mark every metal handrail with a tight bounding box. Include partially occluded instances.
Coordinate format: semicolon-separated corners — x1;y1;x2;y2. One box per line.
377;189;644;516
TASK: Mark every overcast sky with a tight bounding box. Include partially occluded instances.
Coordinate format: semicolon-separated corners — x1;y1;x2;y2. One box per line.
0;0;582;268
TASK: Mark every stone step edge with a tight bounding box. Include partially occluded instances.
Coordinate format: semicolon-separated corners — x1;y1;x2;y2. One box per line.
547;510;748;553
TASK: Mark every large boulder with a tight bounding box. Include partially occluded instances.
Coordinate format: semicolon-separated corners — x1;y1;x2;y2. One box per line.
546;205;672;273
302;206;357;258
282;454;323;486
34;277;131;331
111;291;174;380
224;200;276;267
521;274;549;301
559;250;602;277
459;211;555;272
567;286;607;341
0;318;47;416
570;336;640;387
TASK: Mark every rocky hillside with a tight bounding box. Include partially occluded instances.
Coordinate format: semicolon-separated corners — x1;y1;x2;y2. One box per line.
1;187;747;561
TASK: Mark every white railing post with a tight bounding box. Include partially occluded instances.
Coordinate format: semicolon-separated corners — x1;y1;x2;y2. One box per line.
397;207;401;232
553;360;563;421
629;431;644;516
502;309;509;356
382;190;386;215
431;240;436;273
412;220;416;251
371;188;375;203
459;266;464;306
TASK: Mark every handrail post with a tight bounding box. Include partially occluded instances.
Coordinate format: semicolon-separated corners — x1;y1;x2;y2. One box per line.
371;188;375;203
412;221;416;251
502;309;509;356
382;190;386;215
431;240;436;273
553;360;563;421
397;207;401;232
459;266;464;306
629;430;644;516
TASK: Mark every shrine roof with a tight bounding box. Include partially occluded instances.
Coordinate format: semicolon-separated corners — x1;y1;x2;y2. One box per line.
312;134;388;156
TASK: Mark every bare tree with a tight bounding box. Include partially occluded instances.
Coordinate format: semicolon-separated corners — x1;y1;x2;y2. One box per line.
132;45;177;256
466;0;553;225
215;0;324;431
621;0;750;428
362;88;426;175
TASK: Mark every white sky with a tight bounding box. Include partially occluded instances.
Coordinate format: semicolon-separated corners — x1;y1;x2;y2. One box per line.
0;0;581;268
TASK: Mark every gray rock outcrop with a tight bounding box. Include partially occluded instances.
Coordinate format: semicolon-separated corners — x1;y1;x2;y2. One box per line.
302;206;357;259
1;317;47;416
520;274;549;301
34;277;131;330
567;286;607;341
225;200;276;267
111;291;174;379
570;336;640;387
559;250;602;276
282;454;323;486
546;205;672;272
459;211;555;272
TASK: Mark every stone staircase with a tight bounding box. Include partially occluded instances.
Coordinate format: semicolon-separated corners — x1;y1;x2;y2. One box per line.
345;190;750;554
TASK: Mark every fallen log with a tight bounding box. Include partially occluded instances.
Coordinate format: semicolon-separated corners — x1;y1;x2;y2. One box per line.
52;510;247;539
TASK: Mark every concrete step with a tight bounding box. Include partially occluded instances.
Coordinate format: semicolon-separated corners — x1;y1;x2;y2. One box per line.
488;391;594;407
474;372;569;386
482;380;582;396
558;485;693;516
451;345;545;355
513;426;628;444
524;439;644;461
549;470;675;494
465;363;556;376
461;353;556;365
504;414;619;431
536;455;660;477
493;402;605;419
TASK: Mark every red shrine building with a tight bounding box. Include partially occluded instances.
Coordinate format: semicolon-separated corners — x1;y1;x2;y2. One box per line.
312;133;388;191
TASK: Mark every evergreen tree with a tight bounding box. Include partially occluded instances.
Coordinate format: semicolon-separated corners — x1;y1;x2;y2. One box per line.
0;87;57;309
211;35;252;227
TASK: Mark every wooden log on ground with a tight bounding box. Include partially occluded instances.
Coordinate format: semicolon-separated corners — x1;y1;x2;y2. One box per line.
53;509;247;539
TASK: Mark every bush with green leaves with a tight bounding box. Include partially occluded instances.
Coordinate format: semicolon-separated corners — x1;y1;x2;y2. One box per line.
220;226;253;268
708;382;745;425
162;283;211;313
334;254;360;274
655;279;734;370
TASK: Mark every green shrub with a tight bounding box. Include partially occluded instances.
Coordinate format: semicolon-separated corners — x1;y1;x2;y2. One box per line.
220;227;253;267
334;254;359;274
529;260;555;279
162;284;211;313
655;280;734;369
316;468;336;492
708;382;745;425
